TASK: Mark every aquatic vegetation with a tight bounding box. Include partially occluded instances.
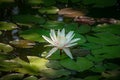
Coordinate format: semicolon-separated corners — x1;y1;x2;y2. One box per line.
0;0;120;80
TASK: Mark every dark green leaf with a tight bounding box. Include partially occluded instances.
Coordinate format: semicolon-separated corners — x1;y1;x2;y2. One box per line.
40;68;71;78
60;57;93;72
83;0;117;7
86;32;120;45
84;75;101;80
92;46;120;59
42;21;65;29
12;15;45;25
93;24;120;35
79;25;91;34
23;76;38;80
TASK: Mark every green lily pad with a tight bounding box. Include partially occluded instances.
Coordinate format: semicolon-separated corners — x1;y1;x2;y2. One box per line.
26;0;43;5
42;0;56;6
40;68;71;78
60;57;93;72
0;43;13;53
12;15;46;25
83;0;117;7
23;76;38;80
20;28;49;42
93;24;120;35
86;32;120;45
0;22;17;31
64;23;79;33
28;56;49;70
104;63;119;70
75;33;86;45
84;75;101;80
57;0;68;3
43;21;65;29
79;25;91;34
46;60;63;69
14;56;49;75
86;54;104;63
91;64;106;72
0;73;24;80
92;46;120;59
38;7;59;14
82;43;102;50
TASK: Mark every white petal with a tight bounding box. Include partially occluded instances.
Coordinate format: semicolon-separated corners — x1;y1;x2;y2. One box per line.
70;38;80;43
46;47;58;58
65;43;78;47
60;28;65;37
66;31;74;39
50;29;57;42
42;35;55;45
63;48;73;59
66;33;75;44
44;44;53;47
57;29;60;37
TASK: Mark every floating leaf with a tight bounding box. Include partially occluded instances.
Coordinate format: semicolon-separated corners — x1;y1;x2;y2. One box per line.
43;21;65;29
23;76;38;80
93;24;120;35
57;0;68;3
82;43;102;50
43;0;56;6
75;33;86;44
40;68;71;78
79;25;91;34
84;75;101;80
26;0;43;5
64;23;79;32
46;60;62;69
92;46;120;59
86;32;120;45
0;43;13;53
91;64;106;72
83;0;117;7
20;28;49;42
13;57;48;75
104;63;119;70
0;22;17;31
60;57;93;72
12;15;45;25
0;73;24;80
28;56;48;70
86;54;104;62
9;40;36;48
38;7;59;14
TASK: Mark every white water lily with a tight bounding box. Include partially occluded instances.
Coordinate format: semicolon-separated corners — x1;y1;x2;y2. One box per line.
42;28;80;59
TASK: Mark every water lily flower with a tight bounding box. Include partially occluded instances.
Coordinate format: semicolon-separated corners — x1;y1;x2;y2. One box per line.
42;28;80;59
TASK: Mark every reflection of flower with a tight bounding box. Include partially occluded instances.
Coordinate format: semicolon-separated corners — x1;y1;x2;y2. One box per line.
42;28;80;59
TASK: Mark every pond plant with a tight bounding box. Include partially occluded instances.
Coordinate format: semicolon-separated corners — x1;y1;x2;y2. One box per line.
0;0;120;80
